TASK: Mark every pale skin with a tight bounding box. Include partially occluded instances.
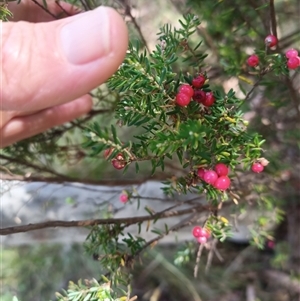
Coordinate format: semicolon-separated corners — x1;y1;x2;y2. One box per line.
1;0;128;148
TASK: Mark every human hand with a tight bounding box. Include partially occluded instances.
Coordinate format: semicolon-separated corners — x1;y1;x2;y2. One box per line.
1;0;128;148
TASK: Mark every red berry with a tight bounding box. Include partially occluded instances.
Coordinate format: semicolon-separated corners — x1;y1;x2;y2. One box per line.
214;163;229;176
198;228;210;239
251;162;264;173
197;168;206;180
202;92;215;107
111;153;126;170
265;35;278;47
192;75;206;89
287;57;300;69
214;176;231;191
120;194;128;203
176;92;191;106
285;48;298;59
104;148;113;159
267;240;275;249
203;170;218;185
197;236;207;244
192;226;202;238
179;84;194;97
247;55;259;67
193;90;206;104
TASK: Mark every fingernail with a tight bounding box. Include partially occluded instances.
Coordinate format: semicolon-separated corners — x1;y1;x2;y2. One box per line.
60;7;111;65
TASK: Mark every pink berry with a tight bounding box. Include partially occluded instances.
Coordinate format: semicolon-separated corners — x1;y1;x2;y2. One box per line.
259;158;269;167
104;148;113;159
197;168;206;180
247;55;259;67
285;48;298;59
192;226;202;238
203;170;218;185
179;84;194;97
214;163;229;176
111;153;126;170
267;240;275;249
198;228;210;239
265;35;278;47
197;236;207;244
214;176;231;191
202;92;215;107
176;92;191;106
192;90;206;103
251;162;264;173
287;57;300;69
120;194;128;203
192;75;206;89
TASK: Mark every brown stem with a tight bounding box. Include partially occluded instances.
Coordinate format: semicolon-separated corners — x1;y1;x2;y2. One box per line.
55;0;72;16
40;108;112;141
30;0;57;18
0;204;209;235
194;243;204;278
0;173;168;186
237;66;273;110
284;77;300;120
118;0;150;52
0;154;65;178
134;213;200;259
269;0;277;38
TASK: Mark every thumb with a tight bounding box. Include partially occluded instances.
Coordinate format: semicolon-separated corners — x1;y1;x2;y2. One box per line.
2;7;128;111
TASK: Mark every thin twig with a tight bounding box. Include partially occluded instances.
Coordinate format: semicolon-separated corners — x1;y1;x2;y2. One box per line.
269;0;278;38
205;239;221;273
205;244;214;274
0;154;66;178
30;0;57;18
55;0;72;16
0;173;168;186
0;165;16;176
237;76;263;110
284;76;300;120
118;0;150;52
237;66;273;110
37;108;112;142
246;284;256;301
134;213;200;258
81;0;92;11
193;243;204;278
0;204;209;235
78;0;89;11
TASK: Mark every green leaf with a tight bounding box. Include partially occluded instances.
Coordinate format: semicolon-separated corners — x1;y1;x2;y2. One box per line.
83;293;92;301
111;124;118;143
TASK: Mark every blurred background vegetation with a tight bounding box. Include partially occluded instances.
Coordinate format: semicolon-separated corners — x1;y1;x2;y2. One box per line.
1;0;299;300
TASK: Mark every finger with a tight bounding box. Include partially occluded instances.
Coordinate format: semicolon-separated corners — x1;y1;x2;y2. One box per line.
2;6;128;111
0;95;93;148
0;109;44;128
8;0;81;22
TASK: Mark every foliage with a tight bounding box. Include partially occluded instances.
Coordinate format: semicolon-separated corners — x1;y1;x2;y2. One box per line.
2;0;300;300
54;279;130;301
84;14;264;196
0;1;13;21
